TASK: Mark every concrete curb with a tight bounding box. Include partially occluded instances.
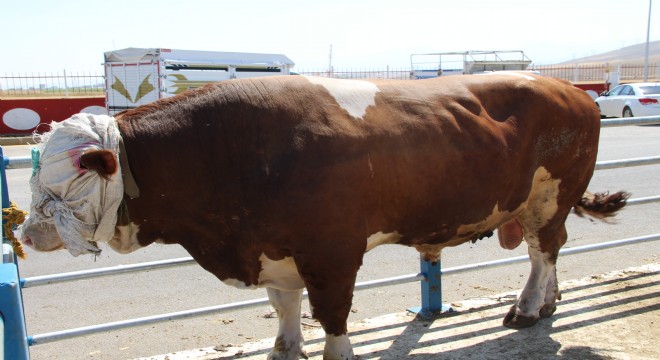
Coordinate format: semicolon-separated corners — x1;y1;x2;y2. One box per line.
137;263;660;360
0;137;37;146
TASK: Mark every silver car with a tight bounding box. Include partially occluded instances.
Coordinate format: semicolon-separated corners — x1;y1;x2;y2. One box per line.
595;82;660;118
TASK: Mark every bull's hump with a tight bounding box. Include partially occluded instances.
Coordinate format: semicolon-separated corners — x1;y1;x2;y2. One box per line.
304;76;380;120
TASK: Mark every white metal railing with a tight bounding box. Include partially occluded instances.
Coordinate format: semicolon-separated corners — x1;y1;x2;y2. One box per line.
0;71;104;97
601;115;660;127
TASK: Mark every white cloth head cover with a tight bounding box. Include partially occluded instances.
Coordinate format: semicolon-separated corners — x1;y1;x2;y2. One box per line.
27;113;123;256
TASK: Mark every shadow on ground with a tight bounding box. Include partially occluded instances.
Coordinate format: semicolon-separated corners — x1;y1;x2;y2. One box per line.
140;264;659;360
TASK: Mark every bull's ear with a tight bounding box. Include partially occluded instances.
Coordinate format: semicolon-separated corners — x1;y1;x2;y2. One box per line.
80;150;118;179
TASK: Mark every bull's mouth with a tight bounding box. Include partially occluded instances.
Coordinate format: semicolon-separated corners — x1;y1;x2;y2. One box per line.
21;234;66;252
21;234;34;247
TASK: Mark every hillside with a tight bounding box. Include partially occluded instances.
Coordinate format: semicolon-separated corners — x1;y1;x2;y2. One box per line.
559;40;660;64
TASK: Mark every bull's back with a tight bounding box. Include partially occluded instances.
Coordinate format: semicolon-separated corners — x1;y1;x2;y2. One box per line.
262;74;600;247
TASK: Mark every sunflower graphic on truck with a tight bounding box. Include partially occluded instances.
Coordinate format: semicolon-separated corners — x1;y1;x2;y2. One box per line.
104;48;295;115
110;74;155;103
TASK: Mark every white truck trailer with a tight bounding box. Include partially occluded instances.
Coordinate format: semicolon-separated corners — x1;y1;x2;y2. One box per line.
104;48;295;115
410;50;532;79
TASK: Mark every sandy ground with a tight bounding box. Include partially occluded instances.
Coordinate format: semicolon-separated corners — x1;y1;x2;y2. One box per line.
140;263;660;360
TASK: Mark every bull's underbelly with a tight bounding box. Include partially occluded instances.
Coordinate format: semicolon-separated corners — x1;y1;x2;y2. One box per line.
366;166;561;262
222;254;305;291
140;166;563;291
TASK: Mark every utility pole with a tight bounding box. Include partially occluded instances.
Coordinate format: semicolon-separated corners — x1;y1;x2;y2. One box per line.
644;0;652;82
328;44;334;77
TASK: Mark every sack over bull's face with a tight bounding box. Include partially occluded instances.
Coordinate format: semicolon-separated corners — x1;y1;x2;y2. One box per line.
19;114;124;257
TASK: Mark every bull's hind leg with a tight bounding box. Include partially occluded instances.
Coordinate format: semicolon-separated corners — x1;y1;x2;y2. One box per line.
504;224;566;328
266;288;308;360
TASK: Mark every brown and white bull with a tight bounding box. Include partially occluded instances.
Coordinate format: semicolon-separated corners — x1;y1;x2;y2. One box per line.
21;73;627;360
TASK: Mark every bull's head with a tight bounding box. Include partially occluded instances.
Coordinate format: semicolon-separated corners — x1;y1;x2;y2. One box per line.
20;114;125;256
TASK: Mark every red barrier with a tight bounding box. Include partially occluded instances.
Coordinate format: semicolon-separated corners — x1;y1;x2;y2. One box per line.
0;97;105;135
574;83;609;100
574;83;608;93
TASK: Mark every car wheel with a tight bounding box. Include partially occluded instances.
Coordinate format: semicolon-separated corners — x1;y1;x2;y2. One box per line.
596;103;605;118
623;107;634;118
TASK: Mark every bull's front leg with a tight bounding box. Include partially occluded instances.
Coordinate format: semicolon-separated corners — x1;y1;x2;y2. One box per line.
266;288;308;360
307;279;356;360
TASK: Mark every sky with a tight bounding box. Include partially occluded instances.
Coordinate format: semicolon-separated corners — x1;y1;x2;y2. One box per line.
2;0;658;74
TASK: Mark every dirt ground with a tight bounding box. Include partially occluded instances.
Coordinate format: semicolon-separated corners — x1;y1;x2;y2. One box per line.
138;263;659;360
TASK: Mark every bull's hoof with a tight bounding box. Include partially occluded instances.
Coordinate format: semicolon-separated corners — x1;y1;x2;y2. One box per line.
268;335;308;360
268;349;309;360
502;305;540;329
539;304;557;319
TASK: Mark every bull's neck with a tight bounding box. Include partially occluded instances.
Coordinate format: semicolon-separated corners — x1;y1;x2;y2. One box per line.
118;137;140;199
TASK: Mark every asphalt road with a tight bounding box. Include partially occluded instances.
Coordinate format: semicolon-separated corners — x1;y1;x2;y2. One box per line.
3;125;659;360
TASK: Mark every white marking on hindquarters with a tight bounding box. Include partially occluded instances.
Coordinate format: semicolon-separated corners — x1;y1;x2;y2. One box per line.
258;254;305;291
324;334;355;360
366;231;401;252
477;71;537;81
305;76;380;120
108;222;143;254
519;167;561;238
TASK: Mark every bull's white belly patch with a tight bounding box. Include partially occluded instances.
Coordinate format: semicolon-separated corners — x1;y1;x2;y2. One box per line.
221;254;304;290
457;204;511;237
108;222;143;254
257;254;305;291
305;76;380;120
222;278;258;290
366;231;401;252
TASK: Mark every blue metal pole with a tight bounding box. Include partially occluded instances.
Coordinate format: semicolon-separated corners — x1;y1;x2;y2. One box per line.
408;255;452;318
0;146;31;359
0;264;30;359
31;148;40;176
1;147;9;209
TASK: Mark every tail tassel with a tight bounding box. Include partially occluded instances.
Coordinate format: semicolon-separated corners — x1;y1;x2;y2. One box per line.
574;191;630;221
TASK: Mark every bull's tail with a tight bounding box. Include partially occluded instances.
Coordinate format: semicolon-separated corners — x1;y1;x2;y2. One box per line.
574;191;630;220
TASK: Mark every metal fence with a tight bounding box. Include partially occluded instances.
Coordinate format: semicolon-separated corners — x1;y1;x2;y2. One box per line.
297;68;412;80
298;63;660;83
1;63;658;99
529;63;660;83
0;71;105;97
619;63;660;81
299;63;660;83
1;114;659;358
